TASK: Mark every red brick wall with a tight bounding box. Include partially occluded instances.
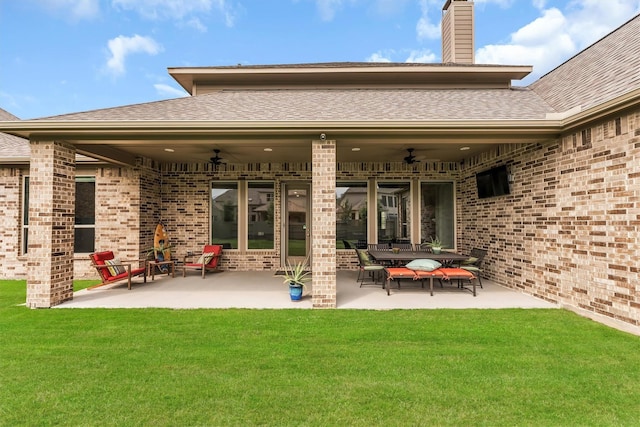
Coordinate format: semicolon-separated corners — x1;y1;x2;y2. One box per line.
458;110;640;327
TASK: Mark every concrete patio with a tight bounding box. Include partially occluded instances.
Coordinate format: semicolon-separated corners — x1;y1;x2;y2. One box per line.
57;270;558;310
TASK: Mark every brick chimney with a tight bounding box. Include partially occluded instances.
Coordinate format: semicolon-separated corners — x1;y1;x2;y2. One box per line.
441;0;475;64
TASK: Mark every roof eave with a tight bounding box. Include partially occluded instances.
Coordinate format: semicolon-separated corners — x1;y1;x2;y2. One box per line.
561;88;640;131
0;119;562;139
168;64;534;94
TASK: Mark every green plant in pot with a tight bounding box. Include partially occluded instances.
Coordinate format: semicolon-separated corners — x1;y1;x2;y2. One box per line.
144;242;174;272
277;257;311;301
427;236;443;254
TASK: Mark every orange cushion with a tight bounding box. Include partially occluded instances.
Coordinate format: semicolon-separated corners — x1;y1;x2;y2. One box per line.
385;267;417;279
438;267;475;280
412;269;446;279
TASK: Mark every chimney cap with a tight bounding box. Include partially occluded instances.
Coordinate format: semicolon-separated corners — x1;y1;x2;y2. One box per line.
442;0;467;11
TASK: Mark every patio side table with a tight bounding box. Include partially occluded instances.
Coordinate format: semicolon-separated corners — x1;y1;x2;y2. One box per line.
147;260;175;280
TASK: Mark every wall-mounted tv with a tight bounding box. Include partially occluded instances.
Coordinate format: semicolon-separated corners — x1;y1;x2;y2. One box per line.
476;165;510;199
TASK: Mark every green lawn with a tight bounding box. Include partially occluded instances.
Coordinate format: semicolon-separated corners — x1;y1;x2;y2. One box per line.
1;280;639;426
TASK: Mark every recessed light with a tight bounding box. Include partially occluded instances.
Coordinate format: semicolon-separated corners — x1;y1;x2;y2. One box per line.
264;148;273;152
460;146;470;151
164;148;175;152
351;147;361;152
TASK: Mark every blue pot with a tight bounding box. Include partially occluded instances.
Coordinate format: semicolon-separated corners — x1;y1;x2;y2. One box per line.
289;283;303;301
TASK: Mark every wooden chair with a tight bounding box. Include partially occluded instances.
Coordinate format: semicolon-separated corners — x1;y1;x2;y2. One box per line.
88;251;147;290
182;244;223;278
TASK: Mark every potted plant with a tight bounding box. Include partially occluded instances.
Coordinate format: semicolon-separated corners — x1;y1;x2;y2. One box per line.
427;236;443;254
277;257;311;301
144;242;174;273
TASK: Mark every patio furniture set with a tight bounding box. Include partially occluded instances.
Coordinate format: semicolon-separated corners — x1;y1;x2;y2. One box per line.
355;246;487;297
87;241;486;298
88;244;224;290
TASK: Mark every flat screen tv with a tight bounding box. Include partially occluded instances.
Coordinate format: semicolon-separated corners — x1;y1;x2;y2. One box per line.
476;165;510;199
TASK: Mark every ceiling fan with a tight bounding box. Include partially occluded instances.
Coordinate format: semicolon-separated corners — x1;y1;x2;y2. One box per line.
210;149;225;166
404;148;421;165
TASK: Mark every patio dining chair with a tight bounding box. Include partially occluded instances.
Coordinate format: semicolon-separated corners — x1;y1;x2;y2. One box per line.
391;243;413;251
182;244;223;278
460;248;487;287
415;242;433;252
368;243;390;251
356;249;385;287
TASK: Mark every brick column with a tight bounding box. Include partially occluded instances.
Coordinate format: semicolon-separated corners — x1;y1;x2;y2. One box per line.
311;139;337;308
26;141;76;308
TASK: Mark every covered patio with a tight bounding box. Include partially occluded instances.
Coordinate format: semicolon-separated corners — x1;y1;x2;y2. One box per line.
57;270;557;310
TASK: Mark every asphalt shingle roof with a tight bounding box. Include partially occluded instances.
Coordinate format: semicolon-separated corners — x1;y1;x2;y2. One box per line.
38;88;555;122
0;108;28;159
530;13;640;112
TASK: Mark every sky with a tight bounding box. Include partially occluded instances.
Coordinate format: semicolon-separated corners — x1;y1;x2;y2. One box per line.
1;0;640;119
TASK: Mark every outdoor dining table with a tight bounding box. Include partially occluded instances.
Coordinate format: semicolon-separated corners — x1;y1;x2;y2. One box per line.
367;250;470;265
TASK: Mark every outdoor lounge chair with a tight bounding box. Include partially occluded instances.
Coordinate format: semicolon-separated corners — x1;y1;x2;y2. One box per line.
88;251;147;290
182;244;223;278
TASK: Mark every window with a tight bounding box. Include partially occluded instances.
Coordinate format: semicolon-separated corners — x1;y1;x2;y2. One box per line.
74;177;96;253
21;177;29;254
211;182;238;249
420;182;454;248
248;182;275;249
336;182;367;248
22;176;95;254
377;182;410;243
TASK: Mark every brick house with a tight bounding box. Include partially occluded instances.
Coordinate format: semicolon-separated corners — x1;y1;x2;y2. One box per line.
1;1;639;328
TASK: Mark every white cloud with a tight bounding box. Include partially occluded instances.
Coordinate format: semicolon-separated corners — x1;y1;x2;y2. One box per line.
106;35;163;76
34;0;100;20
154;84;188;98
306;0;409;21
366;52;393;62
184;17;208;32
477;8;576;74
366;48;437;64
416;0;440;40
476;0;640;84
111;0;238;29
566;0;640;48
405;49;437;63
315;0;346;21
